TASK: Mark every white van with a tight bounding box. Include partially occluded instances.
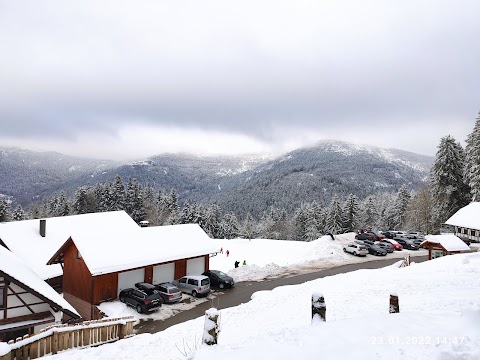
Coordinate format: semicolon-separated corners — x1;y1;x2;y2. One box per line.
173;275;210;297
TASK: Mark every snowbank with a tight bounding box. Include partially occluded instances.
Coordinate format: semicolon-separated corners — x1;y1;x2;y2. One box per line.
48;252;480;360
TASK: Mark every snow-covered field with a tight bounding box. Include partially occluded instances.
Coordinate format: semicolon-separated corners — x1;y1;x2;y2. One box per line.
99;233;427;322
49;252;480;360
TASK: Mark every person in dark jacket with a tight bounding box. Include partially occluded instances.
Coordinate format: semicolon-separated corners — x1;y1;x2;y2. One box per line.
234;260;240;268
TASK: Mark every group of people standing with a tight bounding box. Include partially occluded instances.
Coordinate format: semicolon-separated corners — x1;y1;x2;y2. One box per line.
220;247;246;269
234;260;246;268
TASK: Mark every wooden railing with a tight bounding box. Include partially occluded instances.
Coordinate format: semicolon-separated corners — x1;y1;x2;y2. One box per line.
0;316;135;360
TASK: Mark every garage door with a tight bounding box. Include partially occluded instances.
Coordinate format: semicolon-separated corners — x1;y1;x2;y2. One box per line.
152;263;175;284
117;268;145;295
186;257;205;275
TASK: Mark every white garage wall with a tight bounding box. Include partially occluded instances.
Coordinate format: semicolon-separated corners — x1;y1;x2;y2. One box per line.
186;257;205;275
118;268;145;295
152;263;175;284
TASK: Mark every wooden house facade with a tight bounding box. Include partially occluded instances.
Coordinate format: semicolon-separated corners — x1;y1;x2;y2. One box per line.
445;202;480;242
0;247;79;342
48;223;217;320
420;234;470;260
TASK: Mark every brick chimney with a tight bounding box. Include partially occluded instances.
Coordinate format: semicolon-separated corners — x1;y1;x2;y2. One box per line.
40;219;46;237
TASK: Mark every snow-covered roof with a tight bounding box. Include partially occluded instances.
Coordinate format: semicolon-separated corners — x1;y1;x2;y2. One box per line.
0;245;79;318
422;234;470;252
445;202;480;230
56;223;218;276
0;211;138;279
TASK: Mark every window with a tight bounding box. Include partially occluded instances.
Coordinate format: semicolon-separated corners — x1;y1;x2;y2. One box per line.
187;279;197;286
470;229;476;237
178;278;187;284
0;286;4;308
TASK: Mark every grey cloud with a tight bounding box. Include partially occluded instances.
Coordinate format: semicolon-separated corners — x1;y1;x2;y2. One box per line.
0;0;479;154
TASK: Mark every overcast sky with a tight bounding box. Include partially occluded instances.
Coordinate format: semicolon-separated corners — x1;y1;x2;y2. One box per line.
0;0;479;161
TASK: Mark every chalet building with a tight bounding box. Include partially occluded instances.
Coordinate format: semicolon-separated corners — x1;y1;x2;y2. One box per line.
0;211;139;290
420;234;470;260
445;202;480;242
0;246;80;342
48;222;218;320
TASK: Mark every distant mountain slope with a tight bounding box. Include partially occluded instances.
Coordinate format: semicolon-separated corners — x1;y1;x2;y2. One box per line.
211;141;433;216
0;141;433;217
0;147;118;204
71;153;271;201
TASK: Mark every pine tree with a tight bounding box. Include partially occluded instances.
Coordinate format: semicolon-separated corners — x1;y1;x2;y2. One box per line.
304;202;322;241
430;135;470;229
203;203;222;238
12;204;26;221
49;196;59;217
112;175;126;210
464;113;480;201
325;196;344;234
73;187;89;214
362;196;378;228
240;213;257;240
392;185;411;228
342;194;359;232
57;191;70;216
292;204;309;241
0;197;10;222
220;212;239;239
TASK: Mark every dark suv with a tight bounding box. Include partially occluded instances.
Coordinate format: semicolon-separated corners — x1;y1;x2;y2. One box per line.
394;238;419;250
119;287;162;313
154;282;183;304
355;232;375;240
202;270;235;289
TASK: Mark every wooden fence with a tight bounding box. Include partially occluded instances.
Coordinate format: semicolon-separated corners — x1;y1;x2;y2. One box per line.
0;316;135;360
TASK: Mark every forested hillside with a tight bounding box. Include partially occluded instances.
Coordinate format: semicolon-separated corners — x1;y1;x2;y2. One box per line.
0;141;432;218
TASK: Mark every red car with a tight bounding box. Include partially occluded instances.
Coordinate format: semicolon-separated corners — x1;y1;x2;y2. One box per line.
370;230;385;240
380;239;403;251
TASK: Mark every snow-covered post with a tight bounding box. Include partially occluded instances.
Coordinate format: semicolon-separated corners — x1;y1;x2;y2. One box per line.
312;291;326;322
389;293;399;313
203;308;221;346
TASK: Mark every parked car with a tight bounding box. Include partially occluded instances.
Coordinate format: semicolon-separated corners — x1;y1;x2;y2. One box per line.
381;231;396;239
376;242;394;253
380;239;403;251
407;231;425;239
366;244;388;256
173;275;210;297
394;238;419;250
355;232;375;240
135;282;161;297
154;282;183;304
119;288;162;313
202;270;235;289
343;243;368;256
370;230;386;240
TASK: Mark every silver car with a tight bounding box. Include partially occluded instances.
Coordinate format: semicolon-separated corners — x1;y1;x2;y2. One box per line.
343;243;368;256
173;275;210;297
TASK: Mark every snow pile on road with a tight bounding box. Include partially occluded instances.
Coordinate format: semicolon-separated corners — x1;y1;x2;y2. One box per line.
49;252;480;360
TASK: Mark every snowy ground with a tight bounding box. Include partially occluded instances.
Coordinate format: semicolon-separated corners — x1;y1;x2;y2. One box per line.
48;252;480;360
210;233;427;282
99;233;427;322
